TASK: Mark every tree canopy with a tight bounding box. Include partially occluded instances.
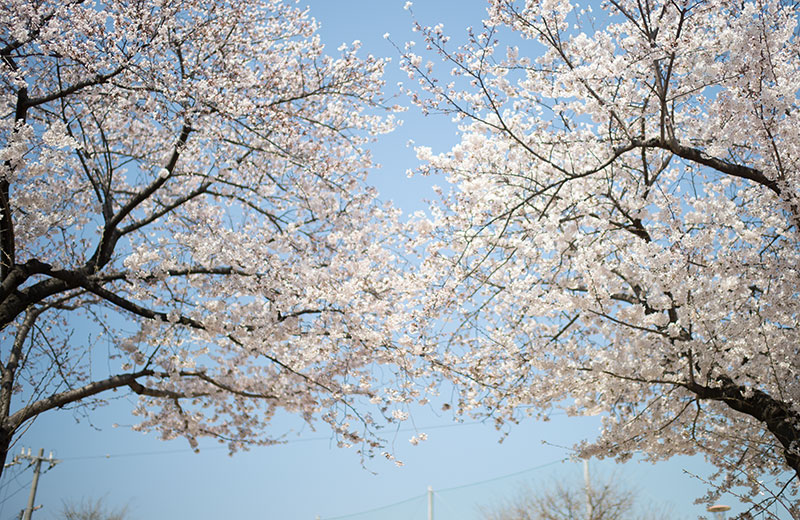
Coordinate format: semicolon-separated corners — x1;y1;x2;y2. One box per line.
0;0;409;475
3;0;800;513
401;0;800;513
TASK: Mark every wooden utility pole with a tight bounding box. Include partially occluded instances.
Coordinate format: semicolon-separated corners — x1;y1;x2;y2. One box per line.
427;486;433;520
583;459;593;520
6;448;61;520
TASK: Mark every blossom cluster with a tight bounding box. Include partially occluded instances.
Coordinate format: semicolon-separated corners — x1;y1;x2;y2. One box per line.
400;0;800;507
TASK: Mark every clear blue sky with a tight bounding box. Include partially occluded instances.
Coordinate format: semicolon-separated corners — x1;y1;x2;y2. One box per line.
0;2;751;519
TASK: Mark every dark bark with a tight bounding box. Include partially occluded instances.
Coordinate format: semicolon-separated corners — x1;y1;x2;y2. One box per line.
0;86;28;281
688;376;800;477
0;110;196;469
0;426;11;480
627;137;781;196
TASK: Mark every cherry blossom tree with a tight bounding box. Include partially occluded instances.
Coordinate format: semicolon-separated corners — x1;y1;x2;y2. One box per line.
0;0;409;477
401;0;800;513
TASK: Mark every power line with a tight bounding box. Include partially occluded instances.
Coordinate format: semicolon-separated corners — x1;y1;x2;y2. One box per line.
0;480;31;508
0;465;26;499
323;492;426;520
319;458;569;520
60;419;492;461
436;458;568;494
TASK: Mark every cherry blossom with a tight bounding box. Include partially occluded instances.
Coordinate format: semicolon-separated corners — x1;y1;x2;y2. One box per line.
402;0;800;514
0;0;412;477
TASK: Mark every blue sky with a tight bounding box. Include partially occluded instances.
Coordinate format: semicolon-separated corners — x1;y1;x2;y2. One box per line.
0;2;754;519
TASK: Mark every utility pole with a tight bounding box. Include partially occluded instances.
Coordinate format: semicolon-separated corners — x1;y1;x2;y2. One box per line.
583;459;593;520
427;486;433;520
6;448;61;520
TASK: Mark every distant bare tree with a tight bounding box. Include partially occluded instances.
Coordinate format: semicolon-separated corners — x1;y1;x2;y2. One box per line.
60;497;129;520
479;472;669;520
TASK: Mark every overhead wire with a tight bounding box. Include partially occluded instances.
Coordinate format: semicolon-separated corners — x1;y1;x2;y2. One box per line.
319;458;570;520
437;457;567;493
323;492;426;520
0;477;32;509
57;419;495;461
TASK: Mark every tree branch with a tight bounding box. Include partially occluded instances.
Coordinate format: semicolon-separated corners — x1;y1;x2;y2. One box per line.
4;370;155;430
629;137;781;195
23;67;126;109
86;123;193;274
686;376;800;475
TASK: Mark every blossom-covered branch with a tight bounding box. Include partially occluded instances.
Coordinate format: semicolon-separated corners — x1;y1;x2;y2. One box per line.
0;0;411;477
403;0;800;512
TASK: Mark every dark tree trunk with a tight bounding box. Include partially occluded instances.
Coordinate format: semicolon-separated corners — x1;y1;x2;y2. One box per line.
0;426;13;480
689;376;800;478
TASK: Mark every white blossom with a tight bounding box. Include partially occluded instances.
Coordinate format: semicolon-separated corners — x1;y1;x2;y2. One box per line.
0;0;413;472
404;0;800;508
